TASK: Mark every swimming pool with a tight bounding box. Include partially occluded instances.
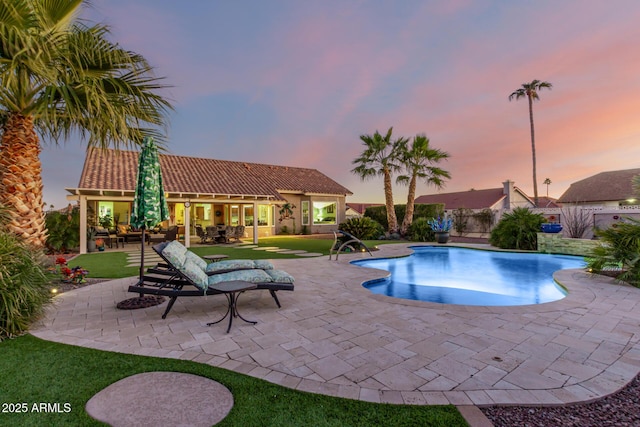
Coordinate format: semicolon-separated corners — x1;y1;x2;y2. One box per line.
353;246;586;306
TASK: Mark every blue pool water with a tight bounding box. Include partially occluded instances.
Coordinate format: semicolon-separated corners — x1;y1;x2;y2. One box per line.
353;246;586;306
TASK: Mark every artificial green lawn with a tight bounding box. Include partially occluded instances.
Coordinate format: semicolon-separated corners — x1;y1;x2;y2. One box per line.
68;237;391;278
0;335;468;427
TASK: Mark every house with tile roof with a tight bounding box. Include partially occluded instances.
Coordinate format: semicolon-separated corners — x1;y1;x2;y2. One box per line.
414;181;535;211
557;168;640;206
67;149;352;253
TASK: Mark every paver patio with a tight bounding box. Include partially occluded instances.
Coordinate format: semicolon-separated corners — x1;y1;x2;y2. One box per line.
32;243;640;406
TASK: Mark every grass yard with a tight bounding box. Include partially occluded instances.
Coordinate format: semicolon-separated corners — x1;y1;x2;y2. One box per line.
0;335;468;427
68;237;391;278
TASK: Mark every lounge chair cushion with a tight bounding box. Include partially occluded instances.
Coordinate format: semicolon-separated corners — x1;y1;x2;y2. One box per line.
253;260;274;270
207;269;273;286
185;251;207;270
180;259;208;291
162;240;188;269
205;259;257;273
264;269;295;284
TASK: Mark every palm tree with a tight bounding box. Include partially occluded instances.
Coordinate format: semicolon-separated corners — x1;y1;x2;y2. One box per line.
543;177;552;197
509;80;552;207
397;134;450;236
0;0;172;248
351;127;407;234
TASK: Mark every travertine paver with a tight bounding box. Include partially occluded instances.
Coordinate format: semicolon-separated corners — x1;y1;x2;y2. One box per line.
32;243;640;406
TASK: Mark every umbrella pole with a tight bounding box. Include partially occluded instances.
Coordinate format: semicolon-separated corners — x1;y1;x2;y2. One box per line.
140;227;147;282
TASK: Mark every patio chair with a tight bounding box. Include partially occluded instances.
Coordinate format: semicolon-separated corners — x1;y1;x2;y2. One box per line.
195;225;208;243
229;225;245;243
128;241;294;320
205;226;223;243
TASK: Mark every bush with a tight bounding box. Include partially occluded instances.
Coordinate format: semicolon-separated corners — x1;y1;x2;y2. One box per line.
364;204;444;232
338;217;383;240
0;232;53;339
452;208;472;235
489;207;544;250
407;217;435;242
586;218;640;286
45;206;80;253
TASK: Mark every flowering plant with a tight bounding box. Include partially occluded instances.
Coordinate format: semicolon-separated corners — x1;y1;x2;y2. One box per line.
427;216;452;232
55;257;89;283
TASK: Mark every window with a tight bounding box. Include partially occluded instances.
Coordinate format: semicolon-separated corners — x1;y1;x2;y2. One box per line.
312;201;337;225
258;205;270;226
301;201;309;226
244;206;254;226
230;205;239;225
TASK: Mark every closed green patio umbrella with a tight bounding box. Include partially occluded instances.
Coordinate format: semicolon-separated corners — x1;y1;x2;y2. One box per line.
130;137;169;281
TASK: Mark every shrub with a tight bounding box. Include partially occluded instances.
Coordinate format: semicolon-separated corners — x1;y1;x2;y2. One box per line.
45;206;80;253
338;217;383;240
586;218;640;286
489;207;544;250
364;204;444;232
452;208;472;235
408;217;435;242
0;232;54;340
473;208;495;233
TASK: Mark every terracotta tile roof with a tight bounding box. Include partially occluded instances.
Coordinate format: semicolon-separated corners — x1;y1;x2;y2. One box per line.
557;168;640;203
75;149;352;200
535;196;560;208
346;203;384;214
415;188;506;210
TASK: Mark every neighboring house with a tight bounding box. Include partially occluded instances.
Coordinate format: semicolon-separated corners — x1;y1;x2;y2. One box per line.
557;168;640;207
67;149;352;253
414;180;535;211
345;203;384;220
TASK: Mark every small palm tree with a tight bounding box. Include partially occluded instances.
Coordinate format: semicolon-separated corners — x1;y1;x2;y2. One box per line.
543;177;552;197
0;0;172;248
351;127;407;234
396;134;450;236
509;80;552;207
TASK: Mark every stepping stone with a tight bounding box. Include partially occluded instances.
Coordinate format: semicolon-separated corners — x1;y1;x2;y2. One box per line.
277;250;308;254
235;245;258;249
265;248;291;252
252;246;280;251
296;252;323;257
86;372;233;427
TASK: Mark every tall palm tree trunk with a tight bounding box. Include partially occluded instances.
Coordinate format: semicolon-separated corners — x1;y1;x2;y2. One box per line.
528;96;539;207
0;114;47;248
400;174;417;236
383;168;398;234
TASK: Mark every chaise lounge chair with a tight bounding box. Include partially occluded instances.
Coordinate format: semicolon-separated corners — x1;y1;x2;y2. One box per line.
127;241;295;321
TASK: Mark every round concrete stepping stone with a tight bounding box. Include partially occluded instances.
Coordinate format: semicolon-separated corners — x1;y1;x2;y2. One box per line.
296;252;323;257
277;250;308;254
86;372;233;427
265;248;291;252
235;245;258;249
251;246;280;251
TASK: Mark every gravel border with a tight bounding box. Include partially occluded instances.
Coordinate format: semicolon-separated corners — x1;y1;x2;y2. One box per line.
482;373;640;426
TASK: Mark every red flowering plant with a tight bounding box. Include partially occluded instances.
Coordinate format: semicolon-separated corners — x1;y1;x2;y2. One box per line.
55;257;89;284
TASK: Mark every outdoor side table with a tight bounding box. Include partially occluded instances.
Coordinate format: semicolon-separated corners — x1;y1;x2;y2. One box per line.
203;254;229;263
206;281;257;333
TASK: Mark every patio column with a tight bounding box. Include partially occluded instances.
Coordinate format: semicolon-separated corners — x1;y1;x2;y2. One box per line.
184;202;191;248
253;201;258;244
79;196;87;254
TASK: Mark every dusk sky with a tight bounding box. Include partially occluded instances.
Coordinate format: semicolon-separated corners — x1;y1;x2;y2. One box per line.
41;1;640;209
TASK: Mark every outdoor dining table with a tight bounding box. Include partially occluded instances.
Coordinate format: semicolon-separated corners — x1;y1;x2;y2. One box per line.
203;254;229;263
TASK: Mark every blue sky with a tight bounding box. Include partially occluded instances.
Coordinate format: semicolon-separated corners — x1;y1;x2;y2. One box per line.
41;0;640;208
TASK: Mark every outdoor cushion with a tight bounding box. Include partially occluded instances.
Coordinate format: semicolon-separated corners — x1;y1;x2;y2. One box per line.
185;251;207;270
207;269;273;286
264;269;295;284
205;259;256;273
180;259;208;291
162;240;188;269
253;260;274;270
